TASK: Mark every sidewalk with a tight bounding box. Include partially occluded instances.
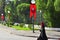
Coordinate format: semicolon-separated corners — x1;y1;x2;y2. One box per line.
45;27;60;31
0;24;60;40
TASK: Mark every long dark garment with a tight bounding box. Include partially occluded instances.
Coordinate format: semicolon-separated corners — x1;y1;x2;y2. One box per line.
37;27;48;40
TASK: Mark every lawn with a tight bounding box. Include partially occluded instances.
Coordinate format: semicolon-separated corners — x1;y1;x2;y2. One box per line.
12;26;31;30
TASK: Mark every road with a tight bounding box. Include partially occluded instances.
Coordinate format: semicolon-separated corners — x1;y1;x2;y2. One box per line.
0;28;37;40
0;24;60;40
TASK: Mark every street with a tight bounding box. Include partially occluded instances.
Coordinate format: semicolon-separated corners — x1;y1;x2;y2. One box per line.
0;24;60;40
0;28;37;40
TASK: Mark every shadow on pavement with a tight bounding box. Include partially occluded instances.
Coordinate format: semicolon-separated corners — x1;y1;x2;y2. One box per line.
16;34;38;38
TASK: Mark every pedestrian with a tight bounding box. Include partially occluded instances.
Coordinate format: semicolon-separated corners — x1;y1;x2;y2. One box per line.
37;22;48;40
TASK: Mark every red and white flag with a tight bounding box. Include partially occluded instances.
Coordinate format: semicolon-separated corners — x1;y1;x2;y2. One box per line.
30;4;36;20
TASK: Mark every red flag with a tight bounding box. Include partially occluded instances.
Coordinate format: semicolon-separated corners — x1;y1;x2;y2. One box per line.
1;15;4;21
30;4;36;20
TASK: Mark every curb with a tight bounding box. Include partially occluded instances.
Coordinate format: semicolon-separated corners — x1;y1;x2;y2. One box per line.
45;27;60;31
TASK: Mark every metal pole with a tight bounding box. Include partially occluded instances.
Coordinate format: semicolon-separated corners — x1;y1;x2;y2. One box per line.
40;10;42;23
8;11;10;27
37;10;48;40
32;16;35;33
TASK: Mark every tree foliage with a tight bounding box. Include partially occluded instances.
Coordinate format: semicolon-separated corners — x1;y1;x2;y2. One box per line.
4;0;31;23
17;3;30;23
36;0;47;11
4;0;60;27
54;0;60;11
36;0;60;27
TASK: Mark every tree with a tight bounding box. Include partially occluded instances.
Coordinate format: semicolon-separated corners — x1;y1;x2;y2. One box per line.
17;3;30;23
43;0;54;27
54;0;60;11
36;0;60;27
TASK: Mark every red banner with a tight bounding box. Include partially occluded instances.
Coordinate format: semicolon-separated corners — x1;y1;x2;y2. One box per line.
30;4;36;20
1;15;4;21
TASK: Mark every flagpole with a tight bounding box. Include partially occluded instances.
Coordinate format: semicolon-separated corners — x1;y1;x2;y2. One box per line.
32;16;35;33
30;0;36;33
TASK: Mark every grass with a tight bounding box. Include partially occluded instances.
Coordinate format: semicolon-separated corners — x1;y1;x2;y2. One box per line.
12;26;31;30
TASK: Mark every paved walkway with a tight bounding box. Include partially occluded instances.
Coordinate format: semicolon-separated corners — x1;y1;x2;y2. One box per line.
0;26;37;40
0;24;60;40
45;27;60;31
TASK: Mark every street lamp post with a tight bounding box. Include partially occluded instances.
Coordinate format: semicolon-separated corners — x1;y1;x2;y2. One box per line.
40;10;42;23
8;11;10;26
37;10;48;40
8;11;10;21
